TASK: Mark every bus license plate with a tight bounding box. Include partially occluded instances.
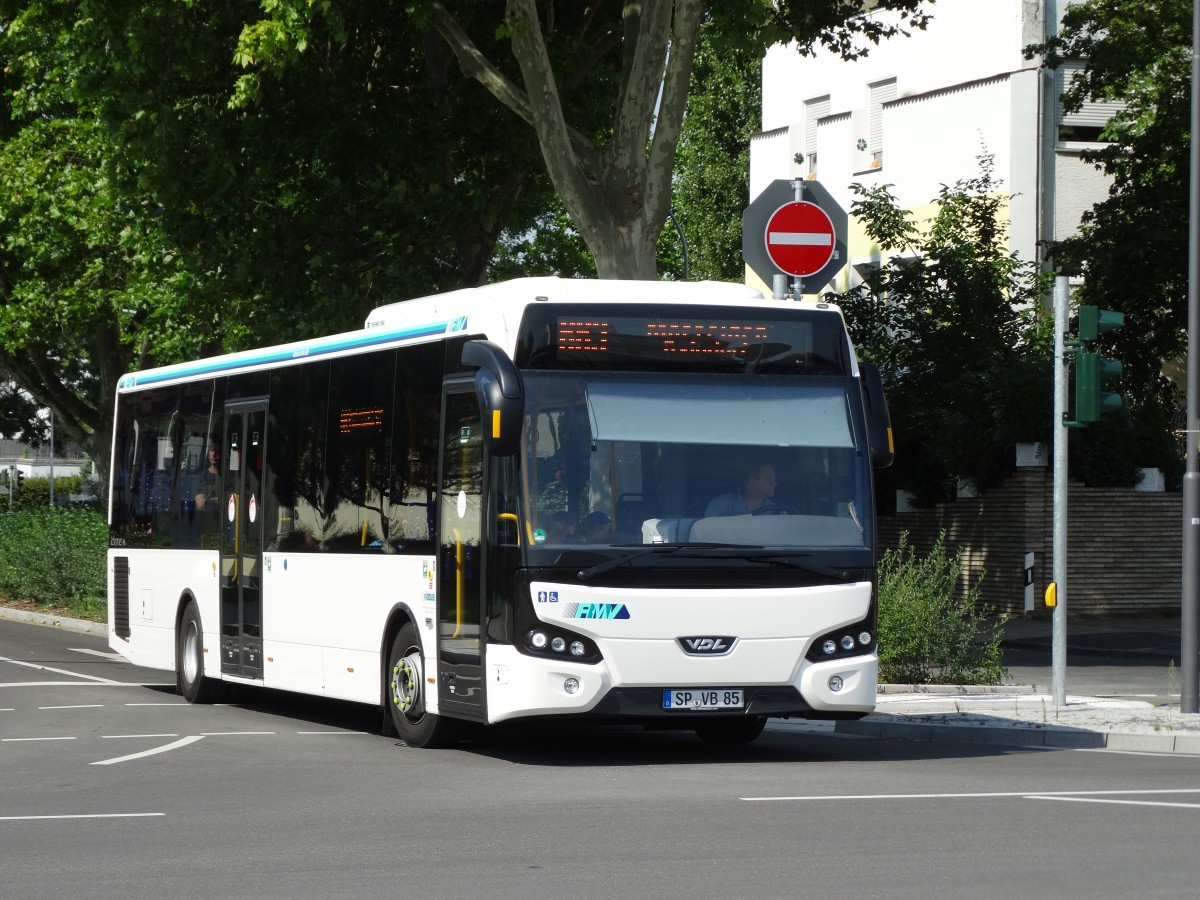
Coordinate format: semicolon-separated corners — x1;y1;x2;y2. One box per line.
662;689;744;711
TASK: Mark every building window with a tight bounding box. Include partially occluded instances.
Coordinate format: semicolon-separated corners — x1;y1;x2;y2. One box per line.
868;78;897;169
804;95;830;178
1056;62;1122;144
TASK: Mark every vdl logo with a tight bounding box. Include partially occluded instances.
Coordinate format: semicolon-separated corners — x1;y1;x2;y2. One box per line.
677;636;738;656
564;602;630;620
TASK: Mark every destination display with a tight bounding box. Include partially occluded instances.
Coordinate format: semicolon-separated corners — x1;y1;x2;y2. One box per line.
557;317;778;358
514;303;846;374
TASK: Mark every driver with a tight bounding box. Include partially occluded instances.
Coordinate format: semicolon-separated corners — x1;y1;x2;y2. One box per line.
704;462;778;517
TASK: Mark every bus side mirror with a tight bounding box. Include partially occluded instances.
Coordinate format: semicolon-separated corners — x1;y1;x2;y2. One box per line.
860;362;894;469
462;340;524;457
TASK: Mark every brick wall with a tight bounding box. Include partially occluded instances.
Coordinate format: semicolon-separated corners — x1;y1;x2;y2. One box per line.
878;467;1181;617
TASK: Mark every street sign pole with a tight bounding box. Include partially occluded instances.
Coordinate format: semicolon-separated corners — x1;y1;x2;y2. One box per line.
1182;0;1200;714
1052;275;1070;708
792;179;804;298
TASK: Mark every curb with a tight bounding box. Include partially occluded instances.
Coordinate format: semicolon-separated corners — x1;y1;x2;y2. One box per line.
834;716;1200;755
0;606;106;637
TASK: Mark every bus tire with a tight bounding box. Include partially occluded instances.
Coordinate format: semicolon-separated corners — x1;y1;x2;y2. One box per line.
693;716;767;746
177;602;224;704
387;623;456;748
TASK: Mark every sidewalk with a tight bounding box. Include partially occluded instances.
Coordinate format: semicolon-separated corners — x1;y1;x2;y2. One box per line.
6;605;1200;753
826;614;1200;755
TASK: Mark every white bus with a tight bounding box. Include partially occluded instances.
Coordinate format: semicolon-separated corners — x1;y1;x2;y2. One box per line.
108;277;892;746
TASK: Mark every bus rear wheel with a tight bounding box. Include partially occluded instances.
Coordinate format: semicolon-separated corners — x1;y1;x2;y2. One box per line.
387;623;456;748
176;602;224;703
693;716;767;745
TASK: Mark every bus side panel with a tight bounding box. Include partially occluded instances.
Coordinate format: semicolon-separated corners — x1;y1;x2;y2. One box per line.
259;552;438;707
108;547;220;673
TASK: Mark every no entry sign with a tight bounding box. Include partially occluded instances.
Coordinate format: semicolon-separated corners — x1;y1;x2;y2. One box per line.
742;180;847;292
764;201;835;277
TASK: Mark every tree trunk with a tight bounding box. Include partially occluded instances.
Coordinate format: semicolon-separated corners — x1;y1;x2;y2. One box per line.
429;0;703;281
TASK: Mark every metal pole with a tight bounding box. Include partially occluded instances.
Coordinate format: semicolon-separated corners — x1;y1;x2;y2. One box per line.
792;179;804;298
1052;274;1070;708
49;409;55;508
1181;0;1200;714
667;208;689;281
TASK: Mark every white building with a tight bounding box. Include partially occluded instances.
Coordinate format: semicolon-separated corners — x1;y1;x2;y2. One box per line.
749;0;1117;295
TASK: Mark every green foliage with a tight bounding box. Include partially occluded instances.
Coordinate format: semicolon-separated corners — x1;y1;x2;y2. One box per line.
0;508;107;615
837;153;1056;505
9;475;92;512
661;20;761;282
877;533;1008;685
1027;0;1190;442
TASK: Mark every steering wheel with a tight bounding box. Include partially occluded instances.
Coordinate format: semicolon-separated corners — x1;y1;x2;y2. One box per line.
751;505;799;516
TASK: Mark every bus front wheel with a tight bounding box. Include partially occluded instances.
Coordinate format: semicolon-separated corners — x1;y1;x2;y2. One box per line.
387;623;456;748
176;602;224;704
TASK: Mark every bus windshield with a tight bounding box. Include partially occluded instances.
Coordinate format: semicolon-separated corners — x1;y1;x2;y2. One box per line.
519;371;874;563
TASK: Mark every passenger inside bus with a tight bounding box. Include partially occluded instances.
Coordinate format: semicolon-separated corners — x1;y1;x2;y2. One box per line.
194;446;221;512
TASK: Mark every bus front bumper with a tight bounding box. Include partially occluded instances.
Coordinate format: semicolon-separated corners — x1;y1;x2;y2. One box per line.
484;644;877;724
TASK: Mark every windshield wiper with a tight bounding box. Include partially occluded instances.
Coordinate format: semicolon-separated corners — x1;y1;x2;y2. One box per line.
576;543;762;581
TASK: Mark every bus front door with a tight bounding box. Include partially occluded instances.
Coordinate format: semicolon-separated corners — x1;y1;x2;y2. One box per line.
220;402;267;680
435;385;485;721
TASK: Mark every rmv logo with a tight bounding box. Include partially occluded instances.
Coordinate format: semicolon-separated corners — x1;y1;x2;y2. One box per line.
565;602;630;620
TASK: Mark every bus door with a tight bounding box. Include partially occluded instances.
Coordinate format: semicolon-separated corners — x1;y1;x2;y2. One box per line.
435;384;486;721
220;401;267;680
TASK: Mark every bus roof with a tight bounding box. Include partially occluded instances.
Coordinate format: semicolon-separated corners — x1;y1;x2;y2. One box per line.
363;277;767;330
118;277;848;392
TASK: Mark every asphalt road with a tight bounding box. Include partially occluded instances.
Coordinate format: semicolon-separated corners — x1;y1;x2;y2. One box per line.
3;619;1200;899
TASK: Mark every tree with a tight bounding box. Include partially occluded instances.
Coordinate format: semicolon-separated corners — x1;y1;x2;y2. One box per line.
660;19;761;282
1027;0;1190;439
836;153;1054;506
0;10;196;476
0;0;564;484
235;1;933;279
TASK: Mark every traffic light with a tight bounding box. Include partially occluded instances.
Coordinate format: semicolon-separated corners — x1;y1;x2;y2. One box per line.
1069;305;1124;426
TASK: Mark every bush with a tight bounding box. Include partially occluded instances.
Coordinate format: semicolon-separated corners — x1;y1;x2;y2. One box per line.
8;474;95;511
877;531;1008;685
0;507;107;618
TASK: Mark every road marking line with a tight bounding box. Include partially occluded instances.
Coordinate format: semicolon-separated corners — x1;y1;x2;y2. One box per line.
39;705;104;710
103;734;181;740
199;731;275;736
742;788;1200;802
2;737;77;742
69;648;127;662
125;703;188;707
0;813;165;822
1030;796;1200;810
0;681;172;688
0;655;121;684
92;735;204;766
297;731;369;735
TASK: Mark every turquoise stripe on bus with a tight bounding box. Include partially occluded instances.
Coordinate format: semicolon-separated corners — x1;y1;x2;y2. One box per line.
118;320;458;389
